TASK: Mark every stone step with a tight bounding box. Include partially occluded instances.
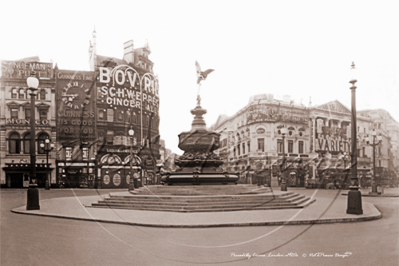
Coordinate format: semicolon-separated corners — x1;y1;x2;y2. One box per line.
101;195;302;205
97;199;306;207
89;204;306;213
106;192;299;201
89;188;316;212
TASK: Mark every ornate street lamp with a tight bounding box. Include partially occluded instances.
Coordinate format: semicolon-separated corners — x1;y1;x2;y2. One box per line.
128;128;136;192
40;138;54;190
347;62;363;215
281;127;288;191
366;130;383;195
26;72;40;210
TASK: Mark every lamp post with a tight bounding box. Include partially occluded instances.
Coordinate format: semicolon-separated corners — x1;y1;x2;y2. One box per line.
281;127;288;191
128;128;136;192
40;138;54;190
347;62;363;215
340;152;350;188
26;72;40;210
366;130;383;195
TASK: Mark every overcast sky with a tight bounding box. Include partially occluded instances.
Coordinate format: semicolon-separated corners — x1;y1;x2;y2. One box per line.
1;0;398;154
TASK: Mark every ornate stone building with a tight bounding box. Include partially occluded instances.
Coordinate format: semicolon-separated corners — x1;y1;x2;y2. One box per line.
1;58;56;188
212;94;398;187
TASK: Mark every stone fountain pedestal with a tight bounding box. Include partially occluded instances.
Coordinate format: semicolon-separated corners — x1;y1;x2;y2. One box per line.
161;99;238;185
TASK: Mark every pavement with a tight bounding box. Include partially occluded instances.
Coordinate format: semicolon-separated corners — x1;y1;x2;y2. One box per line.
341;187;399;197
10;187;392;228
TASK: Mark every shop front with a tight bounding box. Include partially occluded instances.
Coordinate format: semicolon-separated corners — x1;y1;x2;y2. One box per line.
2;162;53;188
57;161;95;188
98;153;141;189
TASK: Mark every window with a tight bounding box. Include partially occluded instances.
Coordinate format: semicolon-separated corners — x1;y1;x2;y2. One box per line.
9;133;21;154
117;110;123;121
39;110;47;120
24;133;31;154
299;141;304;154
107;130;114;144
237;144;240;156
19;89;25;99
246;129;250;137
233;147;236;157
257;138;265;152
38;134;49;154
107;108;114;122
288;140;293;153
362;147;366;158
247;141;250;152
39;89;46;100
132;112;137;124
11;108;19;119
277;139;283;153
242;143;245;154
98;108;106;120
25;108;31;120
11;88;18;98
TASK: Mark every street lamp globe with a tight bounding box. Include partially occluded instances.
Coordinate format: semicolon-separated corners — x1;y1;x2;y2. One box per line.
281;127;288;135
371;130;377;137
27;75;39;89
40;143;44;148
377;135;383;142
129;129;134;136
45;138;50;144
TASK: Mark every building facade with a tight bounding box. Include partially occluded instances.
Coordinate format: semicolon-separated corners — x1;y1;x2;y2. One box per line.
212;94;399;188
88;30;161;188
1;58;56;188
55;69;97;188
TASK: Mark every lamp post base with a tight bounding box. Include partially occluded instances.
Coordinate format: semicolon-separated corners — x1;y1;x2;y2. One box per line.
346;190;363;215
370;184;379;194
26;186;40;210
281;183;287;191
45;178;50;190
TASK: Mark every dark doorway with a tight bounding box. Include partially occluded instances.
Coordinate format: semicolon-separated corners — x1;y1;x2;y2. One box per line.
6;173;23;188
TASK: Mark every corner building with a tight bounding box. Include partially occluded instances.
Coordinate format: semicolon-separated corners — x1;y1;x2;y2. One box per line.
212;94;399;188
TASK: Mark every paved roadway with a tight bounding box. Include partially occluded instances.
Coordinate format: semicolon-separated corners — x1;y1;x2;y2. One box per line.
1;188;398;266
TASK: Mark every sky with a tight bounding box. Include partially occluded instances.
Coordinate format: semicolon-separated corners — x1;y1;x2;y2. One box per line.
1;0;398;154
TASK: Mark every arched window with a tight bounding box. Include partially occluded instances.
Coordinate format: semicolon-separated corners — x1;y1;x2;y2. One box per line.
37;133;49;154
19;88;25;99
11;88;18;99
24;133;31;154
9;132;21;154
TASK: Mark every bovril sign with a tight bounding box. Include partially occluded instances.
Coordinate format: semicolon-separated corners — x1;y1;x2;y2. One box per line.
98;65;159;114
